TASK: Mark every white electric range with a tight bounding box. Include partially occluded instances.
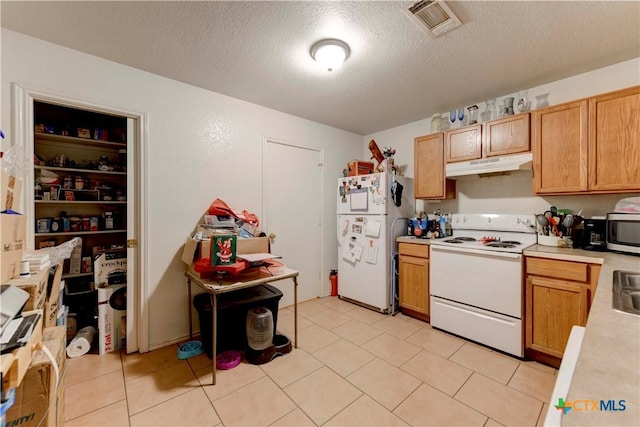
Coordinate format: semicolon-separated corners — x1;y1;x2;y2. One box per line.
429;213;537;357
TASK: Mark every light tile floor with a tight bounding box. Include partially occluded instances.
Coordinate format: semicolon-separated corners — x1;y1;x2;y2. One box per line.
63;297;557;426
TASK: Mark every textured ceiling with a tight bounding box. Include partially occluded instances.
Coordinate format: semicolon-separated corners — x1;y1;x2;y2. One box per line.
2;1;639;135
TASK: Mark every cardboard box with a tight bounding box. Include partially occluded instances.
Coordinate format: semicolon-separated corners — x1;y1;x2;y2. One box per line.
1;213;26;282
202;234;269;259
1;310;43;393
98;285;126;354
181;236;200;265
347;160;374;176
44;263;63;328
238;236;269;254
181;231;269;266
6;268;48;311
1;172;23;212
6;326;66;427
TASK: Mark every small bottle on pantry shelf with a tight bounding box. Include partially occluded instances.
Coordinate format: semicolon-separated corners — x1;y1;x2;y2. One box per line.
104;212;114;230
34;182;43;200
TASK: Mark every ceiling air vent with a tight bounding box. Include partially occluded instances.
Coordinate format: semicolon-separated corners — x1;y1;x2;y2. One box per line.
405;0;461;38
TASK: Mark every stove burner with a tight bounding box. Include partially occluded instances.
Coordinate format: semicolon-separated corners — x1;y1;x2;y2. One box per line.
443;239;465;244
455;237;476;241
486;242;517;248
501;240;521;245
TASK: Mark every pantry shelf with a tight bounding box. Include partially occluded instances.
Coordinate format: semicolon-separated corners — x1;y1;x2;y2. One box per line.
35;229;127;237
34;165;126;176
35;132;126;149
35;201;127;205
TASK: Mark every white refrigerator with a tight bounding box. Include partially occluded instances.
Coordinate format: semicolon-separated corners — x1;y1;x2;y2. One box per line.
337;172;414;313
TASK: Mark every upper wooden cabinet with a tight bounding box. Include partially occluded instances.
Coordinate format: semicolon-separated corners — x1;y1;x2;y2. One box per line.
445;124;482;162
532;100;589;194
533;86;640;195
414;133;456;200
589;86;640;192
483;113;531;157
445;114;531;163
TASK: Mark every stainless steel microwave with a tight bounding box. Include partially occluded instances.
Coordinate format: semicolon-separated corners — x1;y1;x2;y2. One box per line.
607;213;640;255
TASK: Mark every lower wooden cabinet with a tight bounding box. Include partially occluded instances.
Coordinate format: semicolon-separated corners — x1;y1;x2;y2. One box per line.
398;243;429;321
526;277;588;358
525;256;600;367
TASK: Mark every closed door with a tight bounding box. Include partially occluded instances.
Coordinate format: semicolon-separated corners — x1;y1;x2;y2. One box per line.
264;140;323;307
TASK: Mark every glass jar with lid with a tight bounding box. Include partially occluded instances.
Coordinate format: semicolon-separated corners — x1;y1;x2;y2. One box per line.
467;105;479;124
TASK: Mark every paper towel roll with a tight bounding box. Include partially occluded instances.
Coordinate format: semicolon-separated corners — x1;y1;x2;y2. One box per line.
66;326;96;358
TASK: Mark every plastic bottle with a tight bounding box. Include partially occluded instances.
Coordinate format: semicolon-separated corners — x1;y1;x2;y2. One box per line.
407;219;414;236
439;215;447;238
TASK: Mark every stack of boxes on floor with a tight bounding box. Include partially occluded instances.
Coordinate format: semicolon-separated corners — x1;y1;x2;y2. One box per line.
93;248;127;355
2;174;66;427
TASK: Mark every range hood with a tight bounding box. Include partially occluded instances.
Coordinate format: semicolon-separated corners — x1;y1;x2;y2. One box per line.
445;152;533;177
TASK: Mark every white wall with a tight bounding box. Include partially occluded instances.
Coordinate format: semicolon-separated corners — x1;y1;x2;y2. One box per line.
364;58;640;217
1;29;362;349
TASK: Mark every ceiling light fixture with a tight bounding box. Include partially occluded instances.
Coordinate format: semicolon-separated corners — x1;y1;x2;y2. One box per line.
310;39;350;72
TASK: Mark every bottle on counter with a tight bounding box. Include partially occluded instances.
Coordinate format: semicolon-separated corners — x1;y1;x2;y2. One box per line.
439;215;447;237
407;219;414;236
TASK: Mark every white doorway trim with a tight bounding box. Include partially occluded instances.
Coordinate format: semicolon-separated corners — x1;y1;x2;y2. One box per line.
261;137;325;302
11;83;149;353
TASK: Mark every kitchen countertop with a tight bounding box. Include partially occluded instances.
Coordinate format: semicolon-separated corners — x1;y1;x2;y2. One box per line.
524;246;640;426
396;235;433;245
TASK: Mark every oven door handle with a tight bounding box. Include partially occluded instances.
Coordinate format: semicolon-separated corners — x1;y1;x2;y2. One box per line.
430;245;522;259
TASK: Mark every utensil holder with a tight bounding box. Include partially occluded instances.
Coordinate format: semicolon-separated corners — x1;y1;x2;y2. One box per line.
538;235;562;247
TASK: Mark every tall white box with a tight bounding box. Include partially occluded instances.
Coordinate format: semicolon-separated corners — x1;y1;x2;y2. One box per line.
97;284;126;354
